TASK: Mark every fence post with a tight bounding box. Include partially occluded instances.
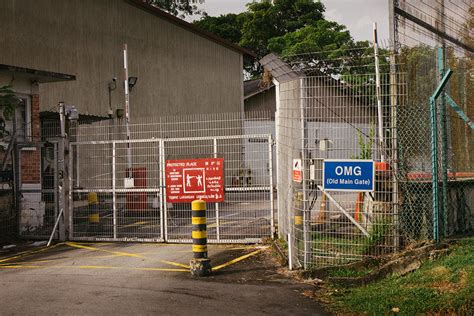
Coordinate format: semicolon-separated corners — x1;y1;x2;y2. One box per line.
190;200;212;276
437;47;449;238
430;96;440;243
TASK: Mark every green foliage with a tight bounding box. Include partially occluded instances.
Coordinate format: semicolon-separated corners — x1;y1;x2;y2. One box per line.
194;13;247;45
329;237;474;315
267;20;351;57
146;0;204;18
0;85;18;140
0;85;17;120
239;0;325;58
352;124;375;160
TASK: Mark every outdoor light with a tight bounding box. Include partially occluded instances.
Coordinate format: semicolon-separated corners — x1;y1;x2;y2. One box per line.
65;105;79;121
128;76;138;91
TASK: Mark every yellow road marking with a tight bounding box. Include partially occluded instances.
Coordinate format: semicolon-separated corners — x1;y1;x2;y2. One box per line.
207;221;239;228
120;221;148;229
0;242;64;264
0;258;65;265
212;248;266;271
65;243;189;269
0;264;188;272
160;260;190;269
0;265;43;269
65;242;145;258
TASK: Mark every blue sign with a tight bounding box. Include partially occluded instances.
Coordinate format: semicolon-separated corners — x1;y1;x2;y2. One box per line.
323;159;375;192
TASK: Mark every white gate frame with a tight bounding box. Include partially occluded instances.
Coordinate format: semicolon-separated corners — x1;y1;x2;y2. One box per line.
68;134;274;243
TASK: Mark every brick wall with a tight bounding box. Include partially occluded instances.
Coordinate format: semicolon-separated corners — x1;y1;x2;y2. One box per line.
20;94;41;184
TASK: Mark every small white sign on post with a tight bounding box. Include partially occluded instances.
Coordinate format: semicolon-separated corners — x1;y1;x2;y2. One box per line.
293;159;302;183
124;177;135;188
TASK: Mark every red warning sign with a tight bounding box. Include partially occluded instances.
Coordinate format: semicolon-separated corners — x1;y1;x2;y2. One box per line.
165;158;224;203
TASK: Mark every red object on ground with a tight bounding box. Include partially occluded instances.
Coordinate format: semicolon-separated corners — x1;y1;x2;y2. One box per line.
166;158;224;203
126;167;147;210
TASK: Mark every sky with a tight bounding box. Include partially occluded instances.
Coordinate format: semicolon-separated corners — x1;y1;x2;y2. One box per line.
193;0;390;42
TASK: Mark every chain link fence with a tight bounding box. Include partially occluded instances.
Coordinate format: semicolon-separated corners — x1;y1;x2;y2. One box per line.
394;0;474;241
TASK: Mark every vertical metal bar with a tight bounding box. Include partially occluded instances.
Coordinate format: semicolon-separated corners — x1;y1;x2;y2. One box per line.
300;78;310;269
123;44;132;170
58;102;66;241
213;138;220;241
53;142;58;230
437;47;448;238
157;141;163;241
161;140;168;241
268;135;275;238
373;22;385;162
68;143;74;240
430;96;440;243
76;127;80;188
389;48;400;250
112;141;117;239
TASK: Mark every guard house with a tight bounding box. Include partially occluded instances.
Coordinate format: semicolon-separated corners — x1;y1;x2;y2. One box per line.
0;64;75;236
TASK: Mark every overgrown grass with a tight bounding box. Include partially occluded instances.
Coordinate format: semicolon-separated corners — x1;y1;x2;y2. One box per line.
326;266;373;278
328;237;474;315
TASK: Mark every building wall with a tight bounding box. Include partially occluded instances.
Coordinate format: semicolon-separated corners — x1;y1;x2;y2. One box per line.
244;87;276;114
20;94;41;184
0;0;244;118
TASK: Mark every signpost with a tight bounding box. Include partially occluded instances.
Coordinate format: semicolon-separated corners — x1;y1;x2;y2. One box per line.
166;158;224;203
323;159;375;192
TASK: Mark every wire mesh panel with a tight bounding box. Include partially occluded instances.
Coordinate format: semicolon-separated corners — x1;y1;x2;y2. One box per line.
164;135;273;243
267;47;404;268
70;140;163;241
69;111;275;243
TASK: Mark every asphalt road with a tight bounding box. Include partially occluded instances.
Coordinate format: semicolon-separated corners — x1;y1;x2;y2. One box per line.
0;243;329;316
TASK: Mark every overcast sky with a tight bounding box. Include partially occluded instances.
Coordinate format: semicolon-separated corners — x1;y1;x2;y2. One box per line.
193;0;389;42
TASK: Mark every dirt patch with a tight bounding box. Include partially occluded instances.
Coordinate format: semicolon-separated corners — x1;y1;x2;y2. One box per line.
431;270;468;294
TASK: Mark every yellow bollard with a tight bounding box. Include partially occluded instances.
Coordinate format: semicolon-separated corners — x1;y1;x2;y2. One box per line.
87;192;98;205
88;192;100;224
190;200;212;276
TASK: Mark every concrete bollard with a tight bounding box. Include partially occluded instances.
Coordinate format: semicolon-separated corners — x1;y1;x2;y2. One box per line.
190;200;212;277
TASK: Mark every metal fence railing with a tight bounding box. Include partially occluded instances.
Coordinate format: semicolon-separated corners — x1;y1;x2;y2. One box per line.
262;47;405;268
68;112;276;243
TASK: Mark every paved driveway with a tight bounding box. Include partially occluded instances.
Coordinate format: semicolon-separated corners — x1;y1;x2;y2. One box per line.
0;242;329;315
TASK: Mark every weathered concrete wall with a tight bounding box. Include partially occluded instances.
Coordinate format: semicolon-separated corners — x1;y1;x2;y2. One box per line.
0;0;244;118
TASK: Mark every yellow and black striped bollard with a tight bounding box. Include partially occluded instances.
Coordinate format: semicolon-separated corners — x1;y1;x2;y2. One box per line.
190;200;212;276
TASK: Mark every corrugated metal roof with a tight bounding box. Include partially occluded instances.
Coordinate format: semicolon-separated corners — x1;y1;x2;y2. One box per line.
0;64;75;83
244;79;274;99
259;53;301;83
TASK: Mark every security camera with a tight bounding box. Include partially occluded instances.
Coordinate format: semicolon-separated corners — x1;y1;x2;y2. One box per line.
112;77;117;82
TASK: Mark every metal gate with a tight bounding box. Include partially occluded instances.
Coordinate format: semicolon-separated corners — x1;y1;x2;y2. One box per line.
69;134;274;243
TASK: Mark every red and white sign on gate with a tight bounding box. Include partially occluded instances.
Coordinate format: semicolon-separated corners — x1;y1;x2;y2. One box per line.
165;158;225;203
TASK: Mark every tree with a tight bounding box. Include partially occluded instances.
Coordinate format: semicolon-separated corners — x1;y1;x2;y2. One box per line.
193;0;360;76
145;0;204;19
193;13;247;45
239;0;325;58
0;85;18;140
